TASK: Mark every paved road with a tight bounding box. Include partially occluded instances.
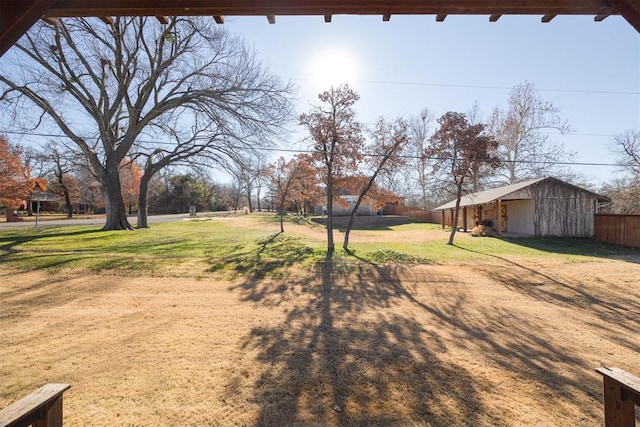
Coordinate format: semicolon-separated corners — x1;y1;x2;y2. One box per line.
0;213;192;229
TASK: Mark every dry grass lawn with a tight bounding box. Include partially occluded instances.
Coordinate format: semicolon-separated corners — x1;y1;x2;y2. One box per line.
1;218;639;426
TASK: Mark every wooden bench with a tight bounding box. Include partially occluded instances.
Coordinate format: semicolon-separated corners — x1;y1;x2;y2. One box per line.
596;367;640;427
0;384;70;427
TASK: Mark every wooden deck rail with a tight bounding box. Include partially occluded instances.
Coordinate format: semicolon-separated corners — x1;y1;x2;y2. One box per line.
0;384;70;427
596;367;640;426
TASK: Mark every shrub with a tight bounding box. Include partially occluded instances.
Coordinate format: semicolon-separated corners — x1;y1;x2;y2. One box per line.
471;224;491;237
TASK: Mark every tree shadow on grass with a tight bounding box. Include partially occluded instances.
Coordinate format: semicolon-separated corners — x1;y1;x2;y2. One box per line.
0;228;102;256
207;233;319;278
228;241;603;425
500;236;640;264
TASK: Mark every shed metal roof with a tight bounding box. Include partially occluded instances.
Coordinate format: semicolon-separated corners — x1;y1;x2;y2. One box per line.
435;177;609;210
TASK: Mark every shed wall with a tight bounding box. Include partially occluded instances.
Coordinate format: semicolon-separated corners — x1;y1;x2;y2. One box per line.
530;181;596;237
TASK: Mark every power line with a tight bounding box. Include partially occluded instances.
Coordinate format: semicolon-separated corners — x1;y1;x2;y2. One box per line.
291;77;640;96
0;127;623;141
0;128;628;168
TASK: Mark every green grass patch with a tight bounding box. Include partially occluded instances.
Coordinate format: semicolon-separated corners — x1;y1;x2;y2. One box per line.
0;219;637;277
0;221;280;276
342;223;638;265
207;232;325;279
0;219;327;277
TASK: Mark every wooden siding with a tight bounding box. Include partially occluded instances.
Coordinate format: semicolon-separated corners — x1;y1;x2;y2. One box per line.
529;179;597;237
595;214;640;248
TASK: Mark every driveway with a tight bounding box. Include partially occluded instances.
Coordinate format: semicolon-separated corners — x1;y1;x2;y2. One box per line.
0;213;192;229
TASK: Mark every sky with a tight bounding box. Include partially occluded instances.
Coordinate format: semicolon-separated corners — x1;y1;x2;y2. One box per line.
0;13;638;187
220;13;639;185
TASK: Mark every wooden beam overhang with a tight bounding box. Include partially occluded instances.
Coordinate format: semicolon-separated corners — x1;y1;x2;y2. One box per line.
212;15;223;24
1;0;638;57
41;16;58;25
609;0;640;32
541;14;557;23
156;16;169;24
35;0;625;19
0;0;50;56
324;14;331;23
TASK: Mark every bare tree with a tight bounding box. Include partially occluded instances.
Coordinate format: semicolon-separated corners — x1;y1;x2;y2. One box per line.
407;108;435;210
489;81;572;184
266;156;307;232
37;142;82;218
426;112;500;245
467;101;483;125
599;176;640;214
0;17;292;230
251;157;269;212
226;154;269;213
299;85;364;256
612;129;640;176
135;124;232;227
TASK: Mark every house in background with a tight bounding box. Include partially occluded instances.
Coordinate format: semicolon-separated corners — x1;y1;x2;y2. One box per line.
26;193;96;215
316;194;377;216
435;177;610;237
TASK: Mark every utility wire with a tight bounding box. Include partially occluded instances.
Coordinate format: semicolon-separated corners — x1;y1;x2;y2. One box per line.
0;128;628;168
291;77;640;96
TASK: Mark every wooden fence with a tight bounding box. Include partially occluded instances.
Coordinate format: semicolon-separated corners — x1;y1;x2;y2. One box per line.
384;205;441;223
594;214;640;248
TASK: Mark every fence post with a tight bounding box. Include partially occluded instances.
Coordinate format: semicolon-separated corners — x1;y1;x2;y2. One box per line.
596;367;640;427
0;383;70;427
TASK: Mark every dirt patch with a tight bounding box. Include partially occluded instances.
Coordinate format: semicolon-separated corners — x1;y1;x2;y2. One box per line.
1;254;639;425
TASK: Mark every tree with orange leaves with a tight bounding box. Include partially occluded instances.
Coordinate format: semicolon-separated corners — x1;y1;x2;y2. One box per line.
289;153;323;216
300;85;364;256
120;159;142;215
0;135;30;209
426;112;500;245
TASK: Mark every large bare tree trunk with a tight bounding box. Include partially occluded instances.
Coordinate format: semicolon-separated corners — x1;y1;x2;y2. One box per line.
247;193;253;212
56;168;73;219
63;186;73;219
279;197;285;233
326;172;334;256
448;193;462;245
101;161;132;230
137;176;150;229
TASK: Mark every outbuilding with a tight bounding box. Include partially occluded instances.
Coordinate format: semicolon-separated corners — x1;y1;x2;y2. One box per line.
435;177;610;237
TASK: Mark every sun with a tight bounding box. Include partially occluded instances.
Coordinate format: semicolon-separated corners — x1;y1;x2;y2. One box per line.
309;48;358;89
